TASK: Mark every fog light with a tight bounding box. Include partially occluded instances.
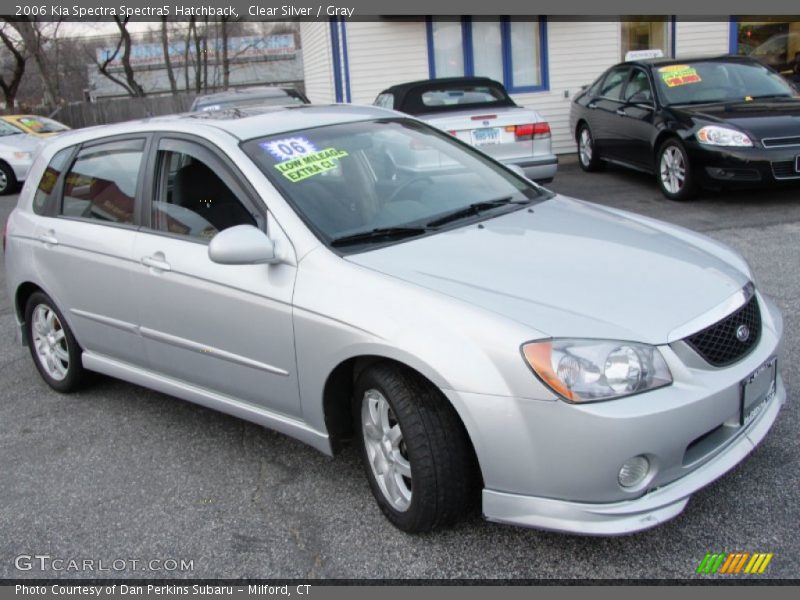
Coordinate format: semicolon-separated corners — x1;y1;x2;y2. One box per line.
618;455;650;488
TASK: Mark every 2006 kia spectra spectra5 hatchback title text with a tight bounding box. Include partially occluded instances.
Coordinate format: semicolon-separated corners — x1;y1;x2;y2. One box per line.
3;104;785;534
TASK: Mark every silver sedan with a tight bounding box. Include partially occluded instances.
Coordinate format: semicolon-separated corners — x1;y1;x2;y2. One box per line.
3;104;784;534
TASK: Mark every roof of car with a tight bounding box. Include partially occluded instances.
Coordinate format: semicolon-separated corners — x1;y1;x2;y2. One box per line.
44;104;399;147
194;86;299;103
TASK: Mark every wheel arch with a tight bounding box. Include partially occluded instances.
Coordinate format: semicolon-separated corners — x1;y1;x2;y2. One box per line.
321;354;484;484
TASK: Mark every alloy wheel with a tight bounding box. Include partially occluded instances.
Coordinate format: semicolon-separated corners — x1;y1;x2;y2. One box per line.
361;388;412;512
31;304;69;381
660;146;686;194
579;129;593;166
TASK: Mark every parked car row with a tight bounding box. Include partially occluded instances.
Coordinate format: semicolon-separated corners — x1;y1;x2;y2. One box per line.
0;115;72;195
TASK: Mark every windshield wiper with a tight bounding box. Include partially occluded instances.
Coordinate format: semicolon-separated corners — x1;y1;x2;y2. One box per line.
747;94;795;100
425;196;529;228
330;226;431;247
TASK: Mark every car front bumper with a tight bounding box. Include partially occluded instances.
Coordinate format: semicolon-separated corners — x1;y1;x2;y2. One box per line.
686;142;800;187
443;291;785;535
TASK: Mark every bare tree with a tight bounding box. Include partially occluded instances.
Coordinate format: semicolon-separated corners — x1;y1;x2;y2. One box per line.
0;22;27;110
7;18;58;109
90;17;146;97
160;18;177;95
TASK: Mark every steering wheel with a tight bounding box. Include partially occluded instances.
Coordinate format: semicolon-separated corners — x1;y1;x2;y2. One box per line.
384;175;433;203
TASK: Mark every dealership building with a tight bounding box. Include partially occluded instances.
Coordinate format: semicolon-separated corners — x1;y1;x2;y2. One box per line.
300;17;800;154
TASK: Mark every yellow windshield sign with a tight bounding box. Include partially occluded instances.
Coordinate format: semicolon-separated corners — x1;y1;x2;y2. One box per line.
659;65;702;87
274;147;349;182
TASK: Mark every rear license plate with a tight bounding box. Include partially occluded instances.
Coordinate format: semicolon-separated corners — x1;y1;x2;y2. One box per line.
740;357;777;427
471;127;501;146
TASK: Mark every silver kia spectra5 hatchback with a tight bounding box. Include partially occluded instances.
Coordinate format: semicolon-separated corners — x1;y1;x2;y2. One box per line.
3;105;785;535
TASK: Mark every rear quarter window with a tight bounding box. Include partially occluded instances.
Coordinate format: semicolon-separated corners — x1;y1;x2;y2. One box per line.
32;148;73;216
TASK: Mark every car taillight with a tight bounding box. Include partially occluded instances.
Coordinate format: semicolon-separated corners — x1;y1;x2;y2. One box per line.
515;122;551;141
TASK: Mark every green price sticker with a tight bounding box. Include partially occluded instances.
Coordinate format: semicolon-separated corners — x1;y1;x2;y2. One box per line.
274;147;349;182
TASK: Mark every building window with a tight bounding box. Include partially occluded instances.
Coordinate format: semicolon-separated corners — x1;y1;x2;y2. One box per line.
426;17;548;93
621;19;670;58
732;17;800;76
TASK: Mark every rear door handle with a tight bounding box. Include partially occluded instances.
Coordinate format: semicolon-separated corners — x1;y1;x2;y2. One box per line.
141;254;171;272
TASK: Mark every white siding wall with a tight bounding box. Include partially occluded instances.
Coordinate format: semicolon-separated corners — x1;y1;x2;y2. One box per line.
345;21;431;105
300;22;336;104
511;20;622;154
674;20;731;58
301;19;734;154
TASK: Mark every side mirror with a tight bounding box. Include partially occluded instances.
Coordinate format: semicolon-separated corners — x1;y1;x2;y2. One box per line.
627;91;654;107
208;225;283;265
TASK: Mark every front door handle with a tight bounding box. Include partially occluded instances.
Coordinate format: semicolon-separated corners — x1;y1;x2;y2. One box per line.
37;231;58;246
616;107;627;116
141;254;171;272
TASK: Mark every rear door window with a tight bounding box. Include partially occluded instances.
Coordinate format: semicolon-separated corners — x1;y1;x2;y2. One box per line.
61;139;145;225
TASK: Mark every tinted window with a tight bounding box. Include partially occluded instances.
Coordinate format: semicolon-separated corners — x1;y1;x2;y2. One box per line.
62;139;144;225
33;148;72;216
653;60;798;105
600;67;630;100
151;150;256;241
421;85;505;107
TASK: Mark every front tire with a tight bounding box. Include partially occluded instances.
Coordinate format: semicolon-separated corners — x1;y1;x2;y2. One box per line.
0;162;17;195
656;138;696;201
25;292;87;393
354;363;479;533
577;124;605;172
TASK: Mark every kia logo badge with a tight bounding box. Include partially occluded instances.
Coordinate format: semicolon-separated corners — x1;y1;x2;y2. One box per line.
736;324;750;342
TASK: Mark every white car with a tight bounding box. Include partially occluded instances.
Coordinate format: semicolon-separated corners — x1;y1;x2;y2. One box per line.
375;77;557;182
0;120;40;195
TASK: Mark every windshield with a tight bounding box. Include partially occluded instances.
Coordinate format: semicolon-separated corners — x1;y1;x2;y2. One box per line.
16;116;69;133
0;120;22;136
242;118;545;250
654;60;799;105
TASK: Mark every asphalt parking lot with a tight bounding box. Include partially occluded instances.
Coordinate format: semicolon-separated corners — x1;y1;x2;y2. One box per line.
1;159;798;580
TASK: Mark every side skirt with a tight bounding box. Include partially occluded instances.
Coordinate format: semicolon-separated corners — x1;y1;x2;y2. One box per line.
81;351;333;456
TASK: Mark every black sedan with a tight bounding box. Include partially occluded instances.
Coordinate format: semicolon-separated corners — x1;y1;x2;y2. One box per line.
570;55;800;200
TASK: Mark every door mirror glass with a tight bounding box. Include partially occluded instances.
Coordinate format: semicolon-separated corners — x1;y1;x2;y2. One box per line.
208;225;279;265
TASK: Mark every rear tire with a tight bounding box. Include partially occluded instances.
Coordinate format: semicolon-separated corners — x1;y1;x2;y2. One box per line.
354;363;479;533
577;124;605;172
656;138;697;201
0;162;17;195
25;292;87;393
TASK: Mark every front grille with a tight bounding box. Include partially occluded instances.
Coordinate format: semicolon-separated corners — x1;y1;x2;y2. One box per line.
685;295;761;367
762;136;800;148
771;160;799;179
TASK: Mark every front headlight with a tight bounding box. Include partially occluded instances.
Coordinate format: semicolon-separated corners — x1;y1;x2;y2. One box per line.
522;339;672;403
13;151;32;161
696;125;752;147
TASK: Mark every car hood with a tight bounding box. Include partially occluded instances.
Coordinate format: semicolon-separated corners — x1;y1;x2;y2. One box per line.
346;196;749;344
0;132;41;152
672;98;800;139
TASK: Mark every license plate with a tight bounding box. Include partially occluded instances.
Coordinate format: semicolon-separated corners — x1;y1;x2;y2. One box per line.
471;127;501;146
740;357;777;427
